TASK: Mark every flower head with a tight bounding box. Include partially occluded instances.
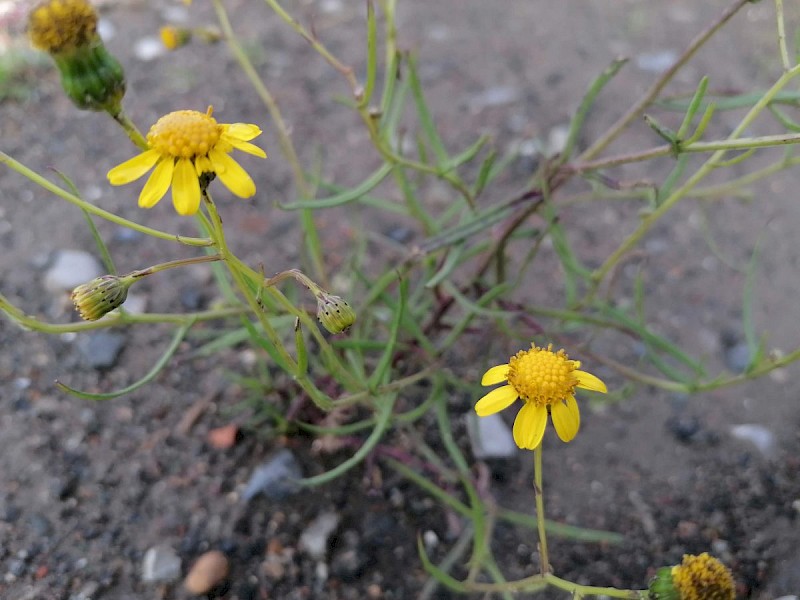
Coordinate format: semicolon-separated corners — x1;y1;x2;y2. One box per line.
107;107;267;215
316;292;356;334
28;0;98;54
71;274;133;320
475;343;607;450
649;553;735;600
159;26;191;50
28;0;126;114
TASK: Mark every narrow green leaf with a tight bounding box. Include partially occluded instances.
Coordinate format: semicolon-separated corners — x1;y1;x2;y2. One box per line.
359;0;378;108
368;277;407;388
300;394;396;486
407;53;448;165
56;322;192;400
558;57;628;164
676;76;709;141
279;164;393;210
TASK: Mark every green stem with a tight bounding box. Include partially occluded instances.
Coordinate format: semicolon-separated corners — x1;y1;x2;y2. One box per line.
0;151;211;247
533;444;550;574
571;132;800;173
544;573;645;599
0;290;245;333
211;0;327;284
578;0;750;162
591;62;800;288
112;108;149;150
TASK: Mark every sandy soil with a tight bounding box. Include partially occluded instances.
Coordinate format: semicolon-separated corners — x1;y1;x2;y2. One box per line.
1;0;799;598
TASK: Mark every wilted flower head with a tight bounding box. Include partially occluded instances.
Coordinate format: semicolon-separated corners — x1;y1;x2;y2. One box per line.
649;553;735;600
28;0;97;54
475;344;607;450
107;107;267;215
27;0;126;113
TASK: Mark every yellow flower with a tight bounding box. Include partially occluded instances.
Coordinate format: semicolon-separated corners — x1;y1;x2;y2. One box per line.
107;107;266;215
475;344;607;450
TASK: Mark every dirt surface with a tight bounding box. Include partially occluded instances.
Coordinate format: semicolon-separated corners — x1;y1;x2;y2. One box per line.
2;0;800;598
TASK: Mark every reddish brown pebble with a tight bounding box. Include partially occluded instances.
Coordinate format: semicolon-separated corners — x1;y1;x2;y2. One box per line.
367;583;382;598
184;550;229;595
208;424;238;449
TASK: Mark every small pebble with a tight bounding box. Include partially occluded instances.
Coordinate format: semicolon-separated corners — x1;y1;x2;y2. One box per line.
636;50;677;73
134;36;165;61
467;412;516;459
242;449;304;501
42;250;102;293
299;511;340;560
76;331;127;369
208;424;239;449
141;544;181;583
184;550;229;595
730;424;776;458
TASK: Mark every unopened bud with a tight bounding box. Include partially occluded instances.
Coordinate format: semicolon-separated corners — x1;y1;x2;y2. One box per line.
71;275;132;321
159;26;191;50
316;292;356;334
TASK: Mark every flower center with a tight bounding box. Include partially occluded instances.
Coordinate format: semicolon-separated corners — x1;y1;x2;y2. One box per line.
28;0;98;53
147;110;221;160
506;344;578;407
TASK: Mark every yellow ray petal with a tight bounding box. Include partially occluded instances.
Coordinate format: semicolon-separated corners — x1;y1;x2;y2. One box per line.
195;155;213;177
138;158;174;208
171;158;201;215
575;370;607;393
474;385;518;417
551;395;580;442
222;133;267;158
513;402;547;450
481;364;510;386
223;123;262;141
107;149;160;185
209;149;256;198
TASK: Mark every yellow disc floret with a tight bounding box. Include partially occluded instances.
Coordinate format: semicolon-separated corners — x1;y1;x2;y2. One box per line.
28;0;98;54
671;553;735;600
506;344;579;407
147;110;221;162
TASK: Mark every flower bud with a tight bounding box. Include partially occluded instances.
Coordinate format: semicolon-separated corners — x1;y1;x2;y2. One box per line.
71;275;131;321
28;0;126;114
159;26;191;51
316;292;356;334
649;553;735;600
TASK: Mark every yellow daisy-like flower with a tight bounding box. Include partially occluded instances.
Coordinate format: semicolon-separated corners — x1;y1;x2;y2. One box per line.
475;343;607;450
107;107;266;216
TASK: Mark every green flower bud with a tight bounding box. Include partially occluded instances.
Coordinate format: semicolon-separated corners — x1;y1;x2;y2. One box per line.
28;0;126;114
316;292;356;334
71;274;132;321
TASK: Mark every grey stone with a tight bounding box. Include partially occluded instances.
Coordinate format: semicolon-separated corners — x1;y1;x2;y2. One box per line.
242;449;304;502
42;250;103;293
299;511;340;560
141;544;181;583
730;424;776;458
77;331;127;369
467;412;517;459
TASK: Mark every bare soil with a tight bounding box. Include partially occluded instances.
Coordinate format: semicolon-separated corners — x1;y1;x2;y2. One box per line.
1;1;800;598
